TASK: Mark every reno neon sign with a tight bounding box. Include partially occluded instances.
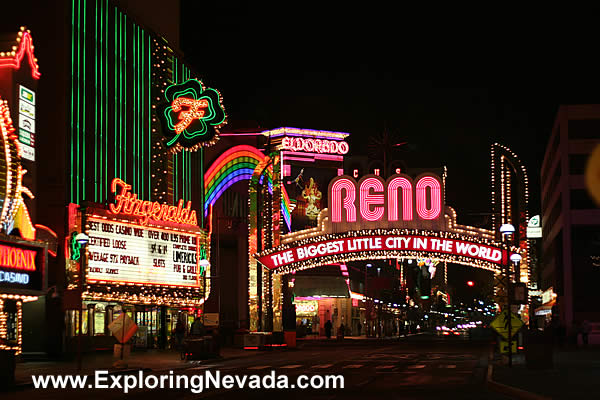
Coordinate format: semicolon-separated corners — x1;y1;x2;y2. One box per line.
328;174;444;232
281;137;349;155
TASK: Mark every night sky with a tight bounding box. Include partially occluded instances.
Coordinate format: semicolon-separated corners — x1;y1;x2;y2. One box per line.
180;3;600;222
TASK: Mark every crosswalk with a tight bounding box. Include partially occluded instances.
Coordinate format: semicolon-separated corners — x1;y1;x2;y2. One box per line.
190;361;469;373
185;352;479;380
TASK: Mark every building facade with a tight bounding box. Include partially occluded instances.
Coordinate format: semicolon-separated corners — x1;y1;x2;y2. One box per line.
540;105;600;334
4;0;218;355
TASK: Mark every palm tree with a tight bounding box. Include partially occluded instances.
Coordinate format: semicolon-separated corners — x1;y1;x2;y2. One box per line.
368;123;408;177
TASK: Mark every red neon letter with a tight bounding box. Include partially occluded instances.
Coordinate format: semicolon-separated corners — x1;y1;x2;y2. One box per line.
416;176;441;220
387;176;413;221
359;178;384;222
331;178;356;222
171;97;209;134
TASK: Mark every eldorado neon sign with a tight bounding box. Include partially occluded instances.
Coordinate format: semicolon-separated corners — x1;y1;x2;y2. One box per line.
109;178;198;226
281;137;349;155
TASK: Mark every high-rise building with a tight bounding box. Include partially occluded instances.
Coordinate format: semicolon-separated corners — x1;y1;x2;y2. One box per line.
540;105;600;335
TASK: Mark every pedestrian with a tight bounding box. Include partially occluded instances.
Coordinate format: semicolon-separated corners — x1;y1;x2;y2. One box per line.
324;320;332;339
357;322;362;336
582;320;592;347
175;317;185;348
190;317;206;337
339;323;345;339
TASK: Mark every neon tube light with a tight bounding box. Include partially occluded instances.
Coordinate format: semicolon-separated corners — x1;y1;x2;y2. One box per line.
387;176;413;221
359;177;384;221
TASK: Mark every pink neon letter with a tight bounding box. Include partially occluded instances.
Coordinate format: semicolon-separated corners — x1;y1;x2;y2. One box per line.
331;178;357;222
387;177;413;221
416;176;441;220
359;178;385;221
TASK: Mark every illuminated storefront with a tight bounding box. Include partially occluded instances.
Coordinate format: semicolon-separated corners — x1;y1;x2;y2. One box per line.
0;27;49;355
64;179;210;349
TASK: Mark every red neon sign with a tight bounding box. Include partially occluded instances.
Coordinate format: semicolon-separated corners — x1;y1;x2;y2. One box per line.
359;177;384;221
0;31;40;79
0;244;37;271
257;234;505;270
281;137;349;155
329;174;443;224
171;97;209;135
109;178;198;226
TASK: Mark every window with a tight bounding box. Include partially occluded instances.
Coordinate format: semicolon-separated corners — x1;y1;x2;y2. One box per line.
568;119;600;140
570;189;598;210
569;154;591;175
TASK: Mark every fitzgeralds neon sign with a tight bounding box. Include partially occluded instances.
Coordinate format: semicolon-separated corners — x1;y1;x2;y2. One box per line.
328;174;444;228
281;137;349;155
157;79;227;152
109;178;198;226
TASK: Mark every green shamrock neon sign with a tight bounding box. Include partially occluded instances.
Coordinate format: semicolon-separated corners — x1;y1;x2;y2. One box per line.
157;79;227;152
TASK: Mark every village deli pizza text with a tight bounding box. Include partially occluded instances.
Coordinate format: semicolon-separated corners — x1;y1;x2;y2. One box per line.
86;218;201;287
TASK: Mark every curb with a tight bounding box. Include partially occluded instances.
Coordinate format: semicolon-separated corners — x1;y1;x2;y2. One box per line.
485;346;552;400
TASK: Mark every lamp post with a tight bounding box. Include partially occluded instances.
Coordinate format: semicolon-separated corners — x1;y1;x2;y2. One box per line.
499;223;521;368
74;232;89;371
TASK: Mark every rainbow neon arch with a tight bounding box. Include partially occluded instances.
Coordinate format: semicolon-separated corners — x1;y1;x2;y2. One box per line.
204;145;292;230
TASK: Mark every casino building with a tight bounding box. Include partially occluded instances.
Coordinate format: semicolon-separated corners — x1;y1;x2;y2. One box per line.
0;27;51;357
4;1;219;354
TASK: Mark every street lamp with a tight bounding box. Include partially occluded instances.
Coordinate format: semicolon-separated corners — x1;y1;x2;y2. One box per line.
75;230;89;371
500;223;518;367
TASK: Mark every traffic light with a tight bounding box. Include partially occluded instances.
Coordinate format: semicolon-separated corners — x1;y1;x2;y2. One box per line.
466;281;474;287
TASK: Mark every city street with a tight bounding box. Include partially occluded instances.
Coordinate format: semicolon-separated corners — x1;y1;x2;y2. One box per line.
4;334;512;399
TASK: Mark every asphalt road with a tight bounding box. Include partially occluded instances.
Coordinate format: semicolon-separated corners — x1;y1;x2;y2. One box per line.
5;334;514;399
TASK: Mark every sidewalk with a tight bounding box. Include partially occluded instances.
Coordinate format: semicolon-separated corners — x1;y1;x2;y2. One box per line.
297;333;426;346
490;346;600;399
11;346;254;388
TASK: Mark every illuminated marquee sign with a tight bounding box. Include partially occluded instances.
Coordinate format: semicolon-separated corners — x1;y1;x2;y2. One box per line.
328;174;444;232
157;78;227;152
86;217;202;287
257;234;505;270
281;137;349;155
0;240;44;292
109;178;198;226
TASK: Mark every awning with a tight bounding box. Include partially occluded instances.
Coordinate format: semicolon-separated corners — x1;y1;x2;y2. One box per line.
534;305;553;316
293;276;350;299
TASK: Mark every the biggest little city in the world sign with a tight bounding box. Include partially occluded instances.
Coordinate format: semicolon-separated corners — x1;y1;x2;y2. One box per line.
257;234;505;270
86;218;202;287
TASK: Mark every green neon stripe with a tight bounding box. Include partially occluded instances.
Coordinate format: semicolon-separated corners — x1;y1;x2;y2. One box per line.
76;0;80;204
94;0;98;202
123;13;127;181
140;27;144;199
114;7;117;181
148;33;151;200
99;0;103;201
133;24;136;192
104;0;108;200
119;12;122;180
120;12;123;179
200;147;204;228
70;0;75;203
137;25;140;197
82;0;86;200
